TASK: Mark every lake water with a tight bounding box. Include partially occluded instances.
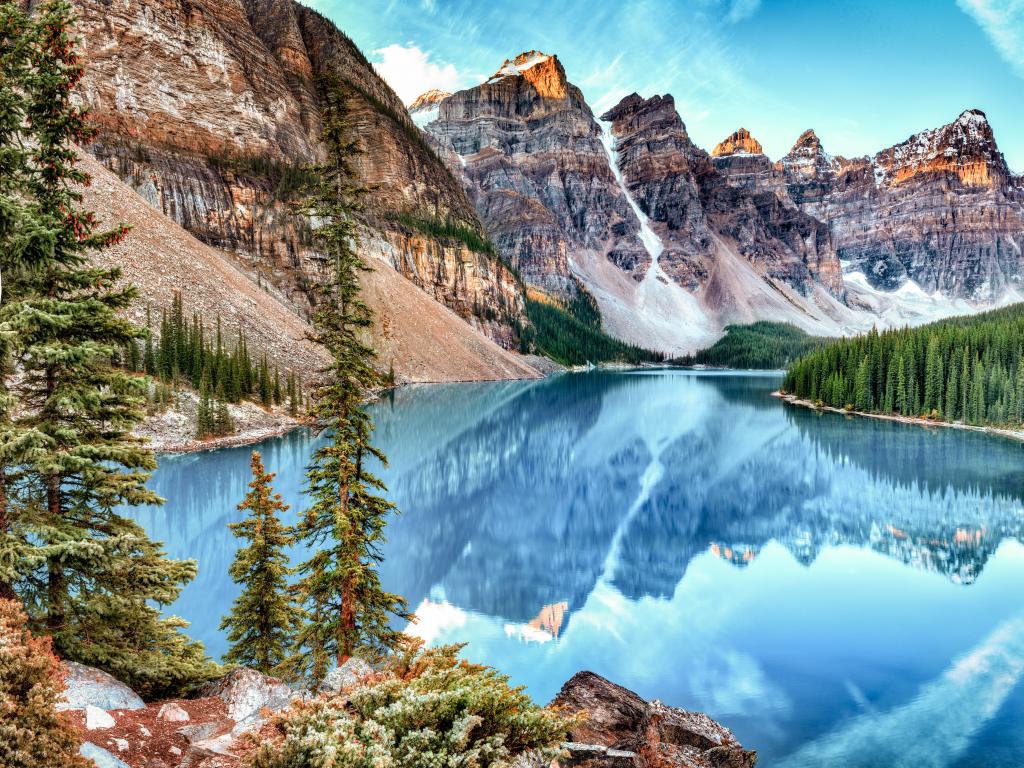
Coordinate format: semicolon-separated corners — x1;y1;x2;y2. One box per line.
126;370;1024;767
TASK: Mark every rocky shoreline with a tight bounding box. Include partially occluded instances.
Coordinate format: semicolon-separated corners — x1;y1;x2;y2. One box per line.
775;391;1024;444
65;662;756;768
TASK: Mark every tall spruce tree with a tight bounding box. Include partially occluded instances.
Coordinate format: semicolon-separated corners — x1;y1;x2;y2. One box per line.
0;0;216;698
220;452;299;674
0;1;37;602
289;73;408;684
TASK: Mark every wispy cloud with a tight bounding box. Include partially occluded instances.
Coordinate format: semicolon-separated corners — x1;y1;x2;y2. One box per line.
957;0;1024;78
371;43;465;104
727;0;761;23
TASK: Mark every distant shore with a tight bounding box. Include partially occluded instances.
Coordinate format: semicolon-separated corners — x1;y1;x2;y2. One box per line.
774;392;1024;444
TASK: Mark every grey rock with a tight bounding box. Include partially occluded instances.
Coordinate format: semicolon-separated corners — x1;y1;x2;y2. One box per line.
156;702;190;722
319;657;373;694
84;704;115;730
60;661;144;712
198;667;297;731
79;742;132;768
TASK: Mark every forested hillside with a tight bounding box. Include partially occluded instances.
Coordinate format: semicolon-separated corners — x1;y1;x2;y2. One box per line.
782;305;1024;426
523;290;664;366
679;322;828;369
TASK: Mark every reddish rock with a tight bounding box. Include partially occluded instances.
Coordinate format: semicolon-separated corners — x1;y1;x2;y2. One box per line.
552;672;757;768
71;0;526;351
711;129;764;158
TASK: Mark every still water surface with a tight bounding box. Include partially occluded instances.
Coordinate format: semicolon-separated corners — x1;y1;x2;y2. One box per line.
126;371;1024;767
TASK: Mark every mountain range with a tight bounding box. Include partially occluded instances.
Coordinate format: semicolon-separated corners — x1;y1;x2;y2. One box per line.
68;0;1024;373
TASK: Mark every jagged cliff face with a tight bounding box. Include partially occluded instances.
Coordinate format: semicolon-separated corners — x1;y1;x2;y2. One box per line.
71;0;525;348
779;110;1024;298
599;94;714;291
601;94;843;302
424;52;649;295
421;59;854;353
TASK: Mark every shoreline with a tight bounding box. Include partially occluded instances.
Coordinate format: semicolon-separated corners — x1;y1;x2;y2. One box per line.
148;420;309;455
774;391;1024;444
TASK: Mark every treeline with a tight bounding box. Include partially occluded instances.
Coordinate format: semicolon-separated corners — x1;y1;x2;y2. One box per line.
522;289;664;366
679;322;828;369
391;212;499;257
783;304;1024;426
119;292;303;437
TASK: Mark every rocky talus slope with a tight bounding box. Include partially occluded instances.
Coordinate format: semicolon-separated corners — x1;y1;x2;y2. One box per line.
71;0;525;349
62;661;755;768
80;149;540;386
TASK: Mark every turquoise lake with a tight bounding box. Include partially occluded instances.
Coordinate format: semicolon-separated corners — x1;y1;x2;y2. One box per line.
126;370;1024;767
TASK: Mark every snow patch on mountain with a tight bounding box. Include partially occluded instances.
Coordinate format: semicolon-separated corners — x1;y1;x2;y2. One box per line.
592;122;717;354
486;51;551;83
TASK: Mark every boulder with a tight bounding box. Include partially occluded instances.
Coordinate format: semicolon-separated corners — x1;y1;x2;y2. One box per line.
60;661;144;712
552;672;758;768
319;657;373;694
157;702;190;722
84;704;116;730
552;672;647;750
198;667;297;731
79;742;132;768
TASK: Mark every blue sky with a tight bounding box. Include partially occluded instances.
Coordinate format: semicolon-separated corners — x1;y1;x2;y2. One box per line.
310;0;1024;171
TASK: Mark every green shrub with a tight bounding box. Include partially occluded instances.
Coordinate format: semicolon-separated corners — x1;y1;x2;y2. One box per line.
248;642;571;768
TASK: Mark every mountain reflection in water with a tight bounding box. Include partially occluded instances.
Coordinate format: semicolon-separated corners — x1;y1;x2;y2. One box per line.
126;371;1024;767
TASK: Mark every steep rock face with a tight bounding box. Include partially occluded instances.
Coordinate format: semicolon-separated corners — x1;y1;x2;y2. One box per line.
425;52;649;294
780;110;1024;297
600;94;713;291
606;96;844;298
711;127;791;200
80;143;538;386
71;0;524;347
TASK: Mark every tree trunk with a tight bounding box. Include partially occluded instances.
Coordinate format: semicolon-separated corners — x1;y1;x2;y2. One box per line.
0;467;17;601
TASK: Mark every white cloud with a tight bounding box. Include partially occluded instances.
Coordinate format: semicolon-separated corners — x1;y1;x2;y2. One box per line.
727;0;761;23
372;43;464;105
957;0;1024;78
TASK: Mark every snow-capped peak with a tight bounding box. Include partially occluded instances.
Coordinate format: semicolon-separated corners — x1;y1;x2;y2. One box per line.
409;89;451;111
408;89;452;128
486;50;552;84
870;107;1003;189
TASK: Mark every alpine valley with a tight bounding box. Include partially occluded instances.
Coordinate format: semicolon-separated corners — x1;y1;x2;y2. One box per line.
66;0;1024;368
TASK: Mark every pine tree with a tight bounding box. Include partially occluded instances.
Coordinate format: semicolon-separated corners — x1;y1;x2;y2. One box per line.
220;452;300;674
197;375;213;438
289;74;408;683
0;0;216;697
0;599;90;768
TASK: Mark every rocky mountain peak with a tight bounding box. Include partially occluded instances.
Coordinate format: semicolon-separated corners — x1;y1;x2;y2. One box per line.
778;128;836;179
409;89;451;110
711;128;764;157
601;93;687;140
485;50;567;98
872;107;1008;189
408;88;451;127
792;129;822;154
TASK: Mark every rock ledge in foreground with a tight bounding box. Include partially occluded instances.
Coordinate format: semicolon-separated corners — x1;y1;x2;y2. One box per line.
552;671;757;768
